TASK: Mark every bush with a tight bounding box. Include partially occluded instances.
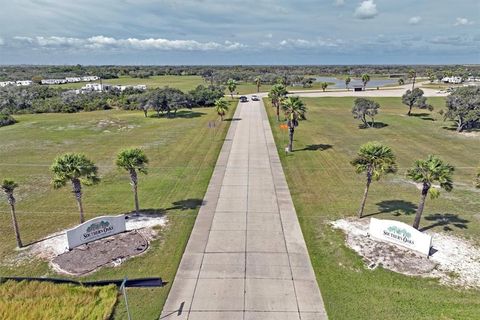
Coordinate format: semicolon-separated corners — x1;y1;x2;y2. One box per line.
0;114;17;127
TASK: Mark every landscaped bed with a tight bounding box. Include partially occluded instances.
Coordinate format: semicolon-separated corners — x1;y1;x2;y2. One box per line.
0;280;117;320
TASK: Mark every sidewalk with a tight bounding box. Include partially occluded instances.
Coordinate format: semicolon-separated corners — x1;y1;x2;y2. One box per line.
160;97;328;320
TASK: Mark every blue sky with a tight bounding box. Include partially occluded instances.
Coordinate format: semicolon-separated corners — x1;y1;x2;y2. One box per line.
0;0;478;65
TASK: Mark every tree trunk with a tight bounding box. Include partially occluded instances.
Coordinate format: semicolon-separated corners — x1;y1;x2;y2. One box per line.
276;105;280;122
130;169;140;216
288;126;294;152
143;109;148;117
230;92;233;99
413;184;429;229
358;173;372;218
257;84;260;93
72;179;84;223
412;77;416;90
371;116;375;127
407;104;413;116
9;201;22;248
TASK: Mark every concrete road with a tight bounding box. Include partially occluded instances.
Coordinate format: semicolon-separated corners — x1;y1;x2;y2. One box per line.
161;97;328;319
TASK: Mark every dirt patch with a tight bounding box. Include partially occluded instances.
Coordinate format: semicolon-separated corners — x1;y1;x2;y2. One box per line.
332;217;480;288
52;230;148;276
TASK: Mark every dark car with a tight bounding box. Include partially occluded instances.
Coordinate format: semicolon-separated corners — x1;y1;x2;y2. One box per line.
240;96;248;102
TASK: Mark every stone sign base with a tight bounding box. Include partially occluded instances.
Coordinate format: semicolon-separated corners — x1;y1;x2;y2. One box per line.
52;230;148;276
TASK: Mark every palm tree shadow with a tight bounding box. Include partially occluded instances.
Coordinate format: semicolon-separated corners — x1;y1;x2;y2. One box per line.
296;144;333;152
363;200;417;218
420;213;469;232
165;198;204;211
170;110;206;119
224;118;242;122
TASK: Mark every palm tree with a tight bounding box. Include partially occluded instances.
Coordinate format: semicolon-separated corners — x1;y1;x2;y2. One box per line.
350;142;397;218
345;77;351;91
269;83;288;121
406;155;454;229
408;69;417;90
321;82;328;92
1;179;22;248
281;96;307;152
398;78;405;86
254;76;261;93
361;74;370;90
51;153;100;223
214;98;229;121
116;148;149;216
227;79;237;99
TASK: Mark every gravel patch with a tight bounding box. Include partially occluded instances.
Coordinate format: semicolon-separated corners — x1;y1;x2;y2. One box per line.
332;217;480;288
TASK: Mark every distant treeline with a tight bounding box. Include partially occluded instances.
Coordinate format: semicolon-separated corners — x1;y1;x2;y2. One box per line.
1;65;479;83
0;84;224;116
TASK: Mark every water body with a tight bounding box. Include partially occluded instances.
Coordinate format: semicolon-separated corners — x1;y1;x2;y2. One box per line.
315;76;397;89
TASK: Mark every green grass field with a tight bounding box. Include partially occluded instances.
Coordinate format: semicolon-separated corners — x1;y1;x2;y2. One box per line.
0;103;235;319
265;97;480;320
0;280;117;320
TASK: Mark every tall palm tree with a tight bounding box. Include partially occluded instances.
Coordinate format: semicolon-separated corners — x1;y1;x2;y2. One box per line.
214;98;229;121
407;155;454;229
350;142;397;218
227;79;237;99
116;148;149;216
269;83;288;121
408;69;417;90
1;179;22;248
254;76;261;93
281;96;307;152
345;77;351;91
361;74;370;90
51;153;100;223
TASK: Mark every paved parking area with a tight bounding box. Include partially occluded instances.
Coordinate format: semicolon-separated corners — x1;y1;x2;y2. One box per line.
160;97;328;320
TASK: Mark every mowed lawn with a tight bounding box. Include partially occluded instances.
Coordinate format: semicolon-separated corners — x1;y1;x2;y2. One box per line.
0;104;235;319
0;280;117;320
265;97;480;320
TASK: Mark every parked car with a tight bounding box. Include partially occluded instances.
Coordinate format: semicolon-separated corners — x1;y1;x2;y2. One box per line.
240;96;248;102
251;95;260;101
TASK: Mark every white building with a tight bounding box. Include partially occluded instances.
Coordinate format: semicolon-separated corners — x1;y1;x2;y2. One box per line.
83;83;103;91
16;80;33;86
65;77;82;83
0;81;16;87
41;79;67;85
82;76;100;82
441;76;463;84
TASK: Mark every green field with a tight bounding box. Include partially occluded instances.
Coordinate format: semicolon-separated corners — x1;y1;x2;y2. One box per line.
0;104;235;319
265;97;480;319
0;280;117;320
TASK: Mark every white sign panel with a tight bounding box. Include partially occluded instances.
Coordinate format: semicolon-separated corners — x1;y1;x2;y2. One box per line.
66;215;126;250
369;218;432;256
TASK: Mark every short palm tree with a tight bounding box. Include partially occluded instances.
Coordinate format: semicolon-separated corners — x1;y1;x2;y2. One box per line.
1;179;22;248
321;82;328;92
269;83;288;121
214;98;229;121
351;142;397;218
116;148;149;216
227;79;237;99
281;96;307;152
51;153;100;223
406;155;454;229
361;73;370;90
254;76;261;93
345;77;351;90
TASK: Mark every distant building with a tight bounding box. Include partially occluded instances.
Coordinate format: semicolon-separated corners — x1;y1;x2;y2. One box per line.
0;81;16;87
83;83;103;91
65;77;82;83
82;76;100;82
16;80;33;86
441;76;463;84
41;79;67;85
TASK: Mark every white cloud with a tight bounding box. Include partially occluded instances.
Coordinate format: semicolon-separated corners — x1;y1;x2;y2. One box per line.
408;16;422;25
454;17;473;26
11;35;246;51
279;38;342;49
334;0;345;6
266;33;273;39
0;37;4;45
354;0;378;19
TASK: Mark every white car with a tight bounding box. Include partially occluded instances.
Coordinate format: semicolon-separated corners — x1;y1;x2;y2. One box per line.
251;95;260;101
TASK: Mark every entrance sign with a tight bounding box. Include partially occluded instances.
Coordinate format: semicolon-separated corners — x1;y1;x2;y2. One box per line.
368;218;432;256
67;215;126;249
